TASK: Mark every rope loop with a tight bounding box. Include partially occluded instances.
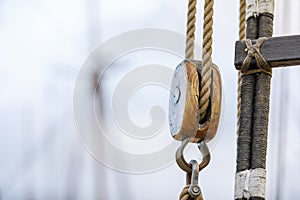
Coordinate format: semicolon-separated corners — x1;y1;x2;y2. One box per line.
184;0;215;120
241;37;272;76
180;185;203;200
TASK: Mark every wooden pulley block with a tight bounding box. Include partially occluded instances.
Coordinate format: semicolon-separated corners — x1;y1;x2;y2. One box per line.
169;59;222;143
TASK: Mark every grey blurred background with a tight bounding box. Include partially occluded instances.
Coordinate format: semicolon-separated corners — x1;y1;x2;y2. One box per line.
1;0;300;199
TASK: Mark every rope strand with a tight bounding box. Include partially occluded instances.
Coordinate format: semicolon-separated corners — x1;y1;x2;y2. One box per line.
237;0;246;133
185;0;197;60
200;0;214;121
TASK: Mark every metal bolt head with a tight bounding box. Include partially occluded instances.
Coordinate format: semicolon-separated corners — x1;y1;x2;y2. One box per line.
189;185;201;197
173;86;181;104
192;186;200;193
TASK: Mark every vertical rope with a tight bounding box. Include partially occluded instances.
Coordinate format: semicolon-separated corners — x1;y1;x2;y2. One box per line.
239;0;247;41
185;0;197;60
200;0;214;121
237;0;246;133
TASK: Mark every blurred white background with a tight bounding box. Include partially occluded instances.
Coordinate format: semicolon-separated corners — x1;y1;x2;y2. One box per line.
1;0;300;199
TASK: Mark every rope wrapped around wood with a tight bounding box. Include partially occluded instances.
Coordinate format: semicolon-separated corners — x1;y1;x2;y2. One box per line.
240;37;272;76
180;185;203;200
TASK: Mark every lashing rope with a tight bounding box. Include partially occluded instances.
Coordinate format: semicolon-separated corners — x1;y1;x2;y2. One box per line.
240;38;272;76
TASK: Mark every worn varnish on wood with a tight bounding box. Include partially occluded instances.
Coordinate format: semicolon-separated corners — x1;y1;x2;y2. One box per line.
169;60;222;143
235;35;300;69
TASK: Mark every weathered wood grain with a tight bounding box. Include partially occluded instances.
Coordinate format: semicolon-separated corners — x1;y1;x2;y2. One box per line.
169;60;222;143
169;60;200;142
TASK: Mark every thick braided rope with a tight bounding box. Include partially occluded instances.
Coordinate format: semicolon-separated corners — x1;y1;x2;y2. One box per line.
237;0;246;134
180;185;203;200
185;0;197;60
200;0;214;121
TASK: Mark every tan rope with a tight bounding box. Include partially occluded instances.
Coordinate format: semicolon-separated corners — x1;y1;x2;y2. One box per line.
200;0;214;121
240;38;272;75
237;0;246;133
239;0;246;41
185;0;197;60
180;185;203;200
184;0;215;121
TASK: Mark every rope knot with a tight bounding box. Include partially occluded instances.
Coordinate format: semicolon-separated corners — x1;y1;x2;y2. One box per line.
241;37;272;76
245;45;258;58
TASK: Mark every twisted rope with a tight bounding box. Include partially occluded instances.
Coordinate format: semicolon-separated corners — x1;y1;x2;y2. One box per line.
239;0;246;41
200;0;214;121
237;0;246;134
185;0;197;60
180;185;203;200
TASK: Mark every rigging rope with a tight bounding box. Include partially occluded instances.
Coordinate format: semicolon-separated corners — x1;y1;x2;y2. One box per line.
184;0;215;120
185;0;197;60
176;1;217;199
237;0;246;134
200;0;214;121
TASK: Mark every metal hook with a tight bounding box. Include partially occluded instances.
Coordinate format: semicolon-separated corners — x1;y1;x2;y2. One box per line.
198;140;211;171
176;137;191;173
176;138;211;173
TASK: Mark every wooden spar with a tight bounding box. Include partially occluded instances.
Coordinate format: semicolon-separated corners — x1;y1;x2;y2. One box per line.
235;34;300;69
